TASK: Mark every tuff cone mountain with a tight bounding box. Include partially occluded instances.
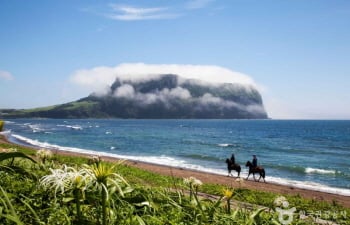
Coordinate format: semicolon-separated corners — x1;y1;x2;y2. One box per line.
0;74;268;119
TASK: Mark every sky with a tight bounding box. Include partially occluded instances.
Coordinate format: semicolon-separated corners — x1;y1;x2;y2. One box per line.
0;0;349;119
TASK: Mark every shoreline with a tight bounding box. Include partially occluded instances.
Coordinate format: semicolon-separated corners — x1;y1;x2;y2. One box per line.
1;134;350;208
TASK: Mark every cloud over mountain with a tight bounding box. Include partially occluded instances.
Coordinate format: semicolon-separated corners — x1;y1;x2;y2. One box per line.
67;63;267;118
70;63;257;95
3;70;267;119
75;73;267;119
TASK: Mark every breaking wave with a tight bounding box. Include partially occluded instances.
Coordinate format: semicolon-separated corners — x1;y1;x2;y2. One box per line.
305;167;336;175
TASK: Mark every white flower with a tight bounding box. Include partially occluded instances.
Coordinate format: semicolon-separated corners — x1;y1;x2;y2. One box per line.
40;165;92;198
183;176;202;188
2;148;17;153
36;149;53;160
274;196;288;207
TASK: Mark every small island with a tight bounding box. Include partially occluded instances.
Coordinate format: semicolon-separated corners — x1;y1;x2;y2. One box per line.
0;74;268;119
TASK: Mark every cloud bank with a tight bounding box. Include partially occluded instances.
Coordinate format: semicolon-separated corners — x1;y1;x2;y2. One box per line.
0;70;14;81
70;63;257;95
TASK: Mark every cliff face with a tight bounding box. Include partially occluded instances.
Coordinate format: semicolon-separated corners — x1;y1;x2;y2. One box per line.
0;74;268;119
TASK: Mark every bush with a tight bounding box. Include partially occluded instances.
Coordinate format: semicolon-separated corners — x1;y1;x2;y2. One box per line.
0;120;4;132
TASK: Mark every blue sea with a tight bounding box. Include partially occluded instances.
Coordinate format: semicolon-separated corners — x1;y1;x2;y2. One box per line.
2;119;350;196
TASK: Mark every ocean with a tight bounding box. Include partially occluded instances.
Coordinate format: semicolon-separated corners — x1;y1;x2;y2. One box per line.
2;119;350;196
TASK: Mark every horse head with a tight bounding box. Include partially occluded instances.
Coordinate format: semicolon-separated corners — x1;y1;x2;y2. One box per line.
245;161;252;167
225;158;230;164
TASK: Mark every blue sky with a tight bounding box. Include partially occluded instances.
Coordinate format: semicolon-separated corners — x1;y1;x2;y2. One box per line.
0;0;349;119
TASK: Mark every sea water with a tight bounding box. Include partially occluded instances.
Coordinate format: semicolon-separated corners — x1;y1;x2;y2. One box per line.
2;119;350;196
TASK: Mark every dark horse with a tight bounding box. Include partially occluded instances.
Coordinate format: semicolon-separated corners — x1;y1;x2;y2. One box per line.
225;158;241;177
245;161;266;182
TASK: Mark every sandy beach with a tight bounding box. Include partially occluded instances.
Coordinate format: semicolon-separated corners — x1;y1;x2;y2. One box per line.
1;135;349;208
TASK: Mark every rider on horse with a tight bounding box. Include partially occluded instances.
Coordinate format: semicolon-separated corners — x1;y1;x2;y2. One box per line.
246;155;265;182
252;155;258;168
230;153;235;164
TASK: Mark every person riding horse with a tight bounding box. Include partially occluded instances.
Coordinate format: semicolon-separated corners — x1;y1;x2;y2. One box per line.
245;155;266;182
230;154;235;164
225;158;241;177
252;155;258;168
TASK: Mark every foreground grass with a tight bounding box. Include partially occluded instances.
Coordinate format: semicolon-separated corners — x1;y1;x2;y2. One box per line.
0;140;349;224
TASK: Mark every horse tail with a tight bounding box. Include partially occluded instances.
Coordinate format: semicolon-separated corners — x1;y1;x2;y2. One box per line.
261;169;266;178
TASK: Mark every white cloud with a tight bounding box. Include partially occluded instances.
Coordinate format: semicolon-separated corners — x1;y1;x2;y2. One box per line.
0;70;14;81
69;66;117;95
116;63;256;85
199;93;223;105
113;85;191;106
114;84;135;98
198;93;265;115
85;1;219;22
186;0;215;9
107;4;178;21
165;87;191;100
70;63;257;95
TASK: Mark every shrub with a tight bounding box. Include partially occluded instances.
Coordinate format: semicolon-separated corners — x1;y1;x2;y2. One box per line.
0;120;4;132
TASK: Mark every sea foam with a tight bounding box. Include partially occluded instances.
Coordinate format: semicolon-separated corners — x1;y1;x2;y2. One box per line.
305;167;336;175
57;124;83;130
218;143;233;147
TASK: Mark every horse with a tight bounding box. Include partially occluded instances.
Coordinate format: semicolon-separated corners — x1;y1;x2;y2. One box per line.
245;161;266;182
225;158;241;177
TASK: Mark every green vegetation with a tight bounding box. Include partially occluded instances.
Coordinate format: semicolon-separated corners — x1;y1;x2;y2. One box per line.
0;120;4;131
0;139;349;224
0;101;102;119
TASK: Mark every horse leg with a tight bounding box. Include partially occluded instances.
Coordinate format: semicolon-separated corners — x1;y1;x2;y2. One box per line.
258;169;266;182
246;172;250;180
262;169;266;182
253;173;257;181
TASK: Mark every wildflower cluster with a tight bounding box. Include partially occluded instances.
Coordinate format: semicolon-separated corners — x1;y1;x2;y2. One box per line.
274;196;289;208
183;176;203;188
1;148;17;153
39;164;91;198
36;148;53;164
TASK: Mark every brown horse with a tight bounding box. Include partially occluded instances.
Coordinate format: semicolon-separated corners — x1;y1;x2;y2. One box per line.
245;161;266;182
225;158;241;177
